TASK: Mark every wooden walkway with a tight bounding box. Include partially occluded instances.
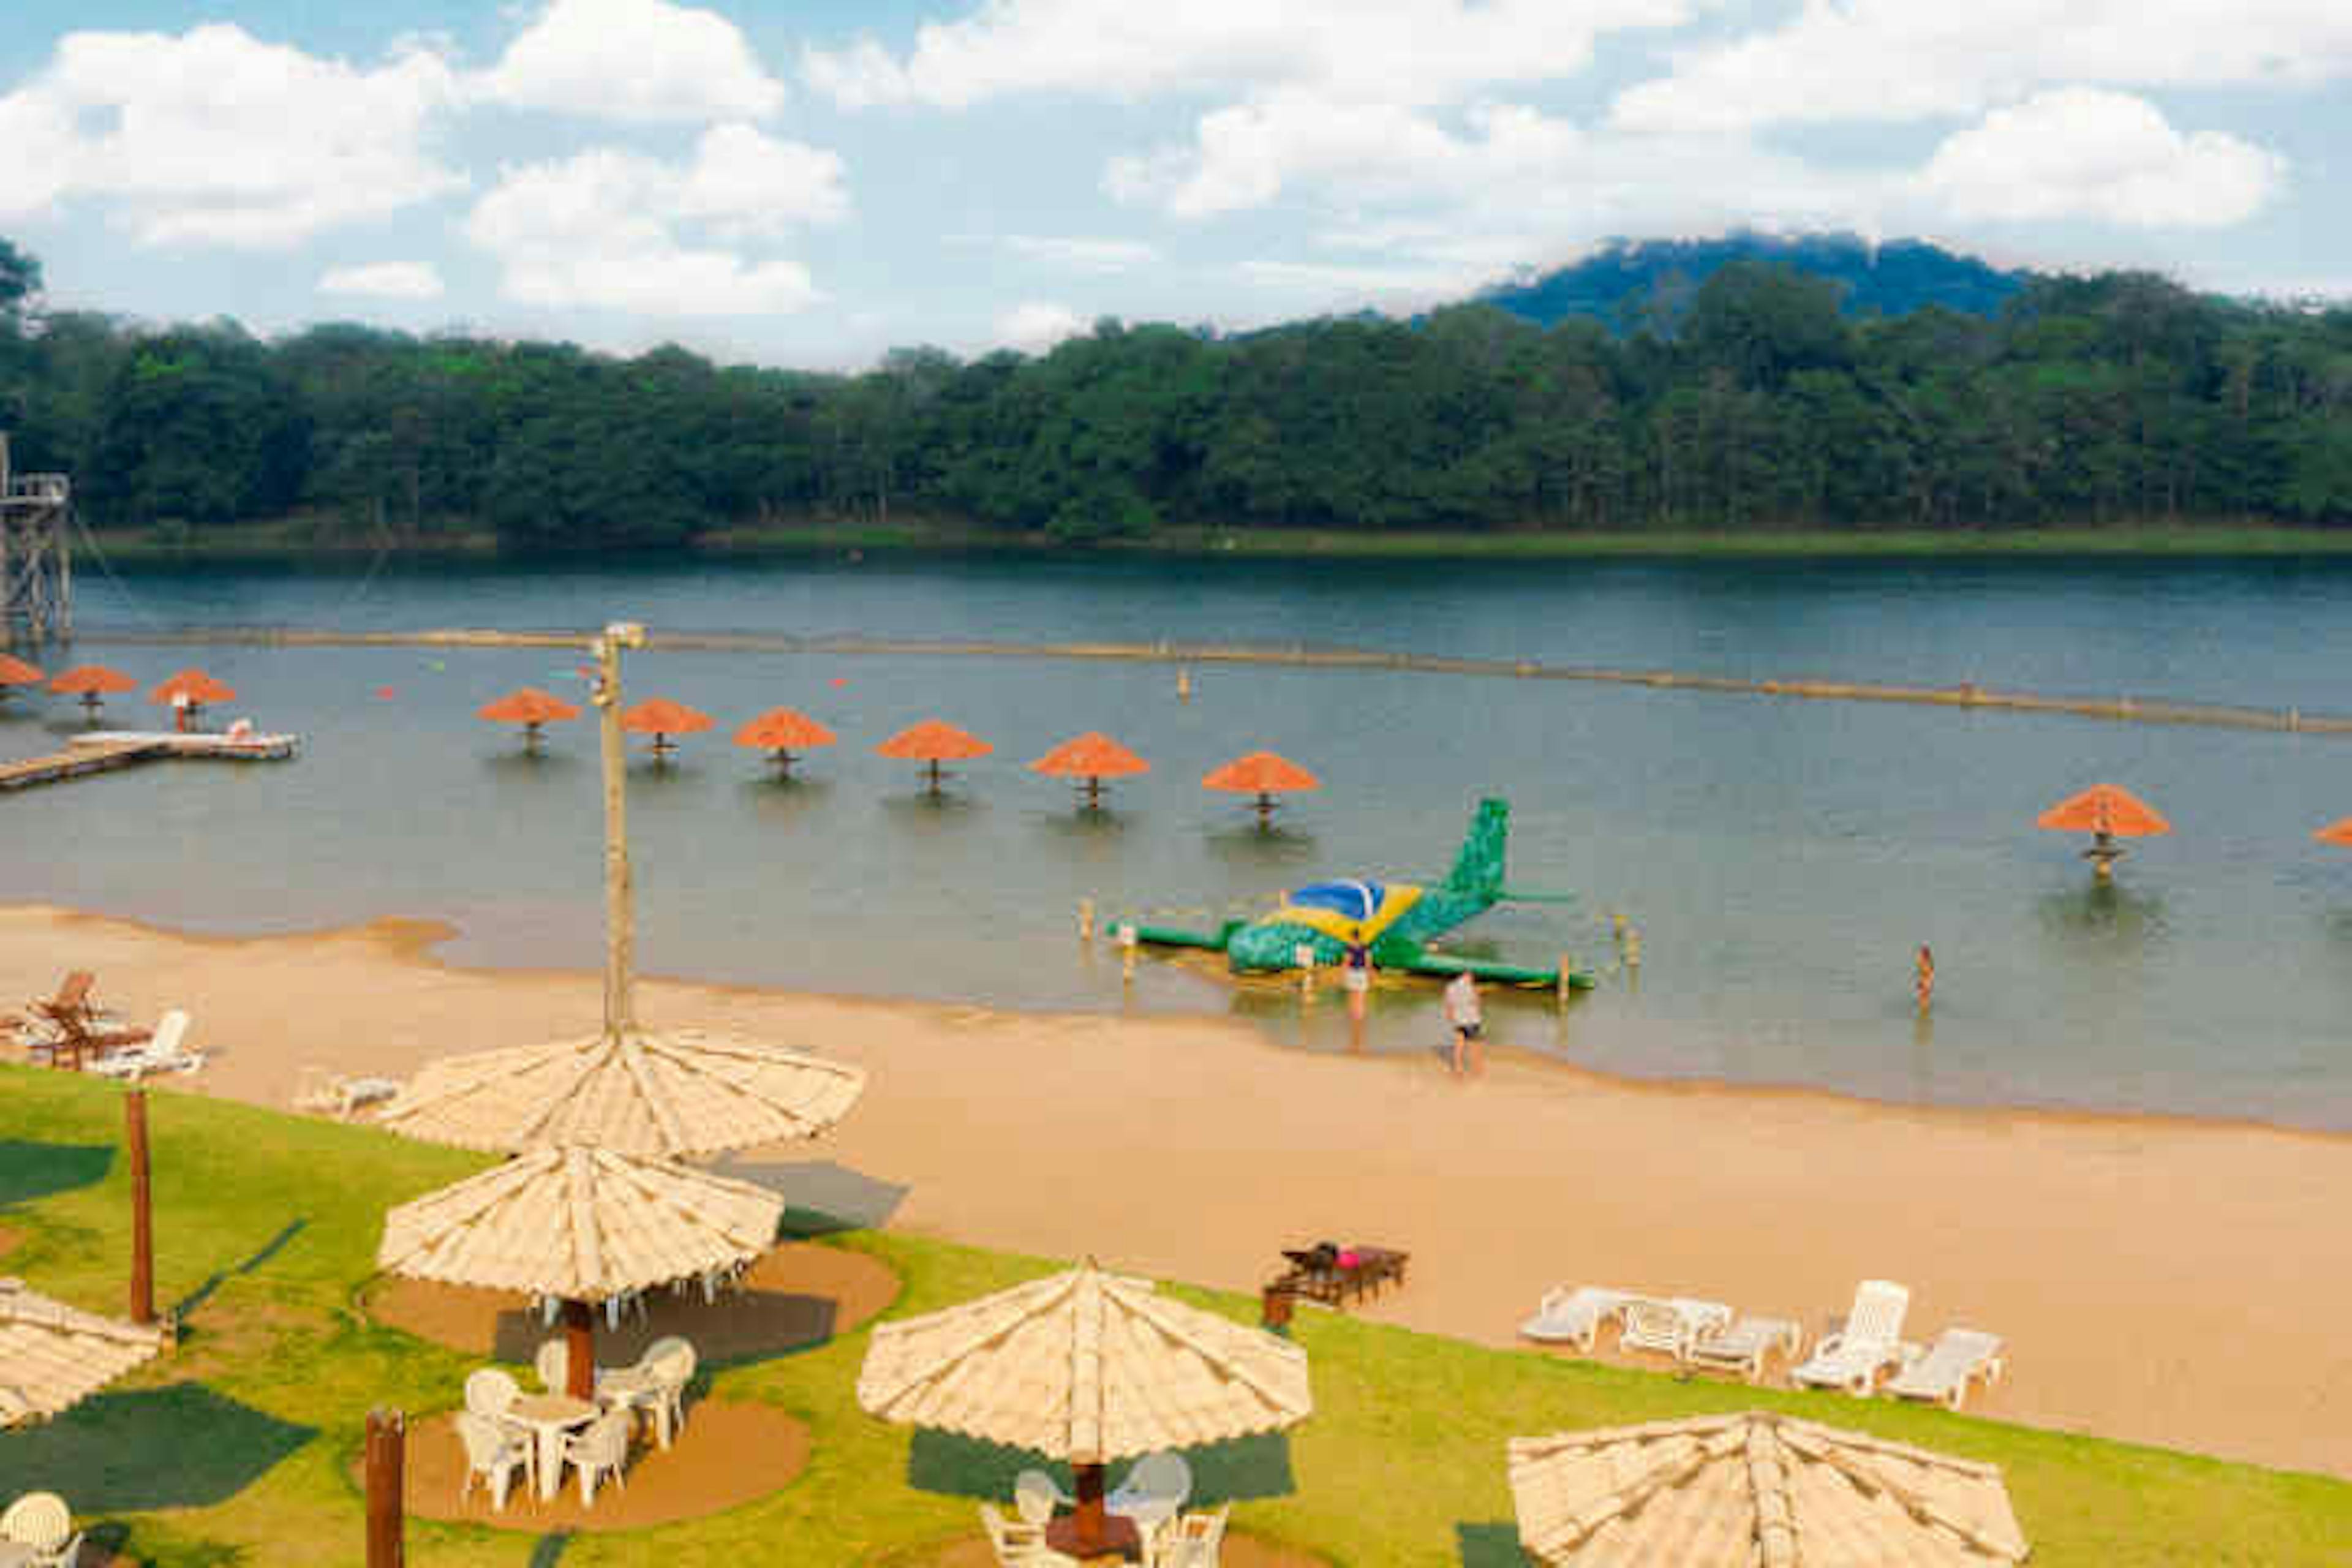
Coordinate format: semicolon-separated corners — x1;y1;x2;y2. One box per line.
0;737;168;791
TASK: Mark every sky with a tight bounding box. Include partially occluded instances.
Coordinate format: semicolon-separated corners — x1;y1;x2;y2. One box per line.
1;1;2346;369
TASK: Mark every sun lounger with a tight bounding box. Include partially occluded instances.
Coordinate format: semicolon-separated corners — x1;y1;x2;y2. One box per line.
88;1010;203;1080
1887;1327;2006;1411
1268;1243;1409;1309
1617;1297;1732;1363
1792;1280;1915;1396
1687;1314;1804;1381
1519;1285;1637;1351
293;1066;403;1118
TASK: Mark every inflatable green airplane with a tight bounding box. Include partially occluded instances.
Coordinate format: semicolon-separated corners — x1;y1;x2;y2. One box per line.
1128;798;1595;989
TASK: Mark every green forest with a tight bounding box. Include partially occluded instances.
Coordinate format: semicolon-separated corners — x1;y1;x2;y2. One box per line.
2;234;2350;552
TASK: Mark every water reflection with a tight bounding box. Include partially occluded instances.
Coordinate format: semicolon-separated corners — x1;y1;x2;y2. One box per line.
1202;824;1318;872
483;747;581;778
739;774;832;827
2035;879;2169;955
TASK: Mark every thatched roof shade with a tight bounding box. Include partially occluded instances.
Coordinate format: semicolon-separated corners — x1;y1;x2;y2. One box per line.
1509;1411;2030;1567
857;1261;1310;1463
378;1145;782;1303
379;1028;866;1160
0;1277;171;1428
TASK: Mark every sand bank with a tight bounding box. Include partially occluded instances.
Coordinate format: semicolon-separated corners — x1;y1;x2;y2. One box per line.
4;903;2346;1477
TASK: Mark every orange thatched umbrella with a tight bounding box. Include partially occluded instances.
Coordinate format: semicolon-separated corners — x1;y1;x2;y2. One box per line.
877;718;992;796
1204;750;1321;827
622;698;713;763
149;668;236;733
734;707;837;777
0;653;42;701
48;663;137;720
2316;819;2352;849
2038;783;2170;880
1030;732;1149;810
478;687;582;751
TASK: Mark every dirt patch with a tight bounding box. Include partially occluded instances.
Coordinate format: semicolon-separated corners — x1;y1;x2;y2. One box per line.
369;1242;899;1365
921;1529;1329;1567
0;1224;20;1259
391;1400;809;1532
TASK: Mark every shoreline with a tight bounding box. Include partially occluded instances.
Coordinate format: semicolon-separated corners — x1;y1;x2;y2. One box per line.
7;901;2352;1478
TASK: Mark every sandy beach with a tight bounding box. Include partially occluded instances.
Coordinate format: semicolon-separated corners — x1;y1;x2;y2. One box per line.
5;902;2348;1480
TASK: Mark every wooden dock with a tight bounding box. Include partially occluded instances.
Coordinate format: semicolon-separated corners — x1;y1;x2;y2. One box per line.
0;737;168;791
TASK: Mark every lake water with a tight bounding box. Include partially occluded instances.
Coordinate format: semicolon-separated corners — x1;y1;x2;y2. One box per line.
8;553;2352;1128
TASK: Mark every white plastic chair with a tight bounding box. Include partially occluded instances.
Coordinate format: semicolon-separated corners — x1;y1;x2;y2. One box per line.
464;1367;521;1422
1109;1451;1193;1529
453;1411;533;1509
1150;1502;1230;1568
1792;1280;1915;1396
560;1412;632;1506
0;1492;81;1568
1518;1285;1636;1351
534;1338;569;1395
1013;1468;1069;1526
87;1009;204;1080
980;1502;1079;1565
1887;1327;2006;1411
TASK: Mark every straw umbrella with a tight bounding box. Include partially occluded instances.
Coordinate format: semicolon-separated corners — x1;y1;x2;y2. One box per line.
877;718;992;796
149;668;235;733
2037;783;2170;881
622;698;714;764
0;1278;172;1430
378;1146;782;1402
734;707;837;778
478;687;582;752
2316;818;2352;849
48;665;137;722
1204;751;1320;828
0;653;42;703
1509;1411;2030;1566
1030;732;1149;811
858;1260;1311;1559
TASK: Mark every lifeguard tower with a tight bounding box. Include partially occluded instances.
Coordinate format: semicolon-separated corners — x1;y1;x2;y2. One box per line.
0;431;71;646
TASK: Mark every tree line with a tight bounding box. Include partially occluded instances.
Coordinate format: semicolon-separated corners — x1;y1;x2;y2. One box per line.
2;235;2349;550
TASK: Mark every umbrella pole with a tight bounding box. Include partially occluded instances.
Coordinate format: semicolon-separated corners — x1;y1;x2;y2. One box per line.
562;1298;597;1400
127;1087;155;1325
364;1408;405;1568
593;624;644;1039
1070;1461;1110;1554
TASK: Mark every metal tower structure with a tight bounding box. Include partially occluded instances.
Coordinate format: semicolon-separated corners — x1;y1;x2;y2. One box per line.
0;431;71;646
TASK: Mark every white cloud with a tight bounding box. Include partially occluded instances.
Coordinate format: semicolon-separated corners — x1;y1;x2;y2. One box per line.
478;0;785;123
1613;1;2352;134
805;0;1691;110
1004;236;1161;273
996;301;1088;353
0;23;463;248
464;124;845;315
320;261;447;300
1920;89;2283;228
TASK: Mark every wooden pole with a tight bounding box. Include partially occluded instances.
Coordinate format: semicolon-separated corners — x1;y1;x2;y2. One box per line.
593;624;643;1040
364;1407;405;1568
126;1088;154;1325
1071;1461;1109;1553
562;1298;597;1400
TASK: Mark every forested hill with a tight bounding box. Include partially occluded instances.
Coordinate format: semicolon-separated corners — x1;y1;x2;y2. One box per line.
1;233;2349;552
1476;235;2028;331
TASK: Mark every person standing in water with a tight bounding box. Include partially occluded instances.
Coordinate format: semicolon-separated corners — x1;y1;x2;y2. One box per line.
1342;937;1372;1052
1444;969;1483;1076
1915;944;1936;1013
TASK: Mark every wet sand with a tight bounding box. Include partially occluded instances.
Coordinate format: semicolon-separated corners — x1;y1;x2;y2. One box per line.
5;903;2348;1477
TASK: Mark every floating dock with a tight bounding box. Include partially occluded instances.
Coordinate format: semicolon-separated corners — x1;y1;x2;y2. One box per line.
0;731;298;792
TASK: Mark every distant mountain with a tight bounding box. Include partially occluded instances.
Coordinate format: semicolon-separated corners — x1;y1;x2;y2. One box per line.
1476;233;2030;333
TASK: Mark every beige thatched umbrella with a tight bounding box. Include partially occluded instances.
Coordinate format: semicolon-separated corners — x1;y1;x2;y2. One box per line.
1509;1411;2031;1566
378;1146;782;1400
385;623;865;1161
858;1260;1311;1559
0;1277;172;1429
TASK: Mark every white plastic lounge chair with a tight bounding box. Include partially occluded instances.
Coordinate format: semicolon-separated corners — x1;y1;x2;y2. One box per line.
1;1493;82;1568
1687;1314;1804;1382
1518;1285;1637;1351
1887;1327;2006;1411
1151;1502;1231;1568
293;1066;402;1118
560;1411;632;1506
454;1411;533;1510
1013;1469;1070;1526
981;1502;1079;1565
1109;1450;1193;1529
1792;1280;1915;1396
1618;1298;1730;1363
88;1009;203;1080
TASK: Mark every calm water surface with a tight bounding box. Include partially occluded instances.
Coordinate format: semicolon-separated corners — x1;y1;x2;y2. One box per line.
8;554;2352;1128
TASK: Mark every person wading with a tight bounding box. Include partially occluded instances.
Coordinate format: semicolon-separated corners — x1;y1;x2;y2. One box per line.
1343;938;1372;1052
1444;969;1483;1077
1916;944;1936;1013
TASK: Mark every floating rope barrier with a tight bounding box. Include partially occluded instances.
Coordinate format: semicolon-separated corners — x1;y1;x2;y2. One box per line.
69;624;2352;738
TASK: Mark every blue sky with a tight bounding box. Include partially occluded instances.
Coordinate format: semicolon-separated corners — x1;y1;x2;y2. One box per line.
3;1;2346;368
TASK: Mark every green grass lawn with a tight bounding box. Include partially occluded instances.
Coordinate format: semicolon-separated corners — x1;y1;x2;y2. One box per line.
4;1065;2348;1565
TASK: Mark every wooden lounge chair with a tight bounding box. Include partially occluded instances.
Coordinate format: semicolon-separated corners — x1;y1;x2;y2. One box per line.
1687;1314;1804;1381
1887;1327;2006;1411
1268;1243;1409;1309
1519;1285;1637;1351
1792;1280;1917;1396
23;971;147;1071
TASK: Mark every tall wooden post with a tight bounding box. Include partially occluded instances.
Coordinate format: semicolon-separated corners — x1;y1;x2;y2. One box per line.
364;1407;405;1568
126;1088;154;1325
562;1298;597;1401
592;623;644;1041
